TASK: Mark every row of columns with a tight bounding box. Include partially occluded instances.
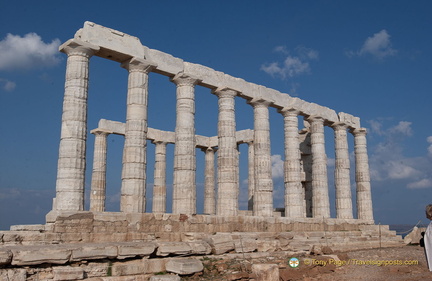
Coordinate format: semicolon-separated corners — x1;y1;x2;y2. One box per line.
87;130;227;215
55;39;373;221
88;122;372;221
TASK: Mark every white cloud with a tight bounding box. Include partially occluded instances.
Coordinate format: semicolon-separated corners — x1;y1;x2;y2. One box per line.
359;30;397;59
288;82;300;96
368;119;384;135
348;30;397;60
408;179;432;189
369;120;416;181
285;56;310;76
261;45;318;80
0;187;21;199
261;56;310;79
107;192;121;203
274;45;288;54
242;178;249;186
369;120;432;190
427;136;432;157
0;78;16;92
388;121;412;136
386;161;420;180
0;33;61;71
368;120;413;141
296;46;319;60
271;154;284;179
261;62;284;78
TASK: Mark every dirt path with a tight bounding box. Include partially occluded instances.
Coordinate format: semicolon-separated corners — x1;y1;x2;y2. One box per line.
286;246;431;281
184;245;432;280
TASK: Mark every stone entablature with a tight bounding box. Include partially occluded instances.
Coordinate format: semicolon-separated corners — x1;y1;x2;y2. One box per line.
52;21;373;223
95;119;253;148
75;23;359;127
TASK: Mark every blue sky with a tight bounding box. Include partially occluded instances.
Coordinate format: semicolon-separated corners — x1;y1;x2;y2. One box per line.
1;1;432;229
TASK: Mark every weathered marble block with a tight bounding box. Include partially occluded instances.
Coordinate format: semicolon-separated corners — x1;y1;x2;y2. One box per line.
11;246;71;265
165;258;204;275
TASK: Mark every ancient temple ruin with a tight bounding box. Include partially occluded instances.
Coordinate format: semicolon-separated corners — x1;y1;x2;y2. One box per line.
0;22;402;280
52;21;373;222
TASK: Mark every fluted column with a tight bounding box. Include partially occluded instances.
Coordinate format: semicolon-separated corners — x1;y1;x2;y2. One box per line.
152;141;168;213
171;72;200;214
280;108;305;218
307;116;330;218
332;123;353;219
120;57;156;213
202;147;216;215
249;98;273;217
299;130;313;217
89;129;110;212
352;128;374;221
55;39;99;211
213;87;238;216
247;141;255;211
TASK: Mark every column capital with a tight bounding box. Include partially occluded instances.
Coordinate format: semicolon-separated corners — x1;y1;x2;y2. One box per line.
90;128;112;136
279;107;300;117
306;115;325;124
170;72;201;87
201;146;217;153
59;39;100;58
121;57;157;73
247;98;273;108
331;122;349;131
212;87;237;98
151;140;168;145
351;127;368;136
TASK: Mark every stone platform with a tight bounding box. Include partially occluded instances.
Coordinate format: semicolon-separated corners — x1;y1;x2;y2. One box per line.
0;212;402;248
0;212;402;280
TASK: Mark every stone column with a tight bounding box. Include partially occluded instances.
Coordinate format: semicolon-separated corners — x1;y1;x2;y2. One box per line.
247;141;255;211
89;129;111;212
55;39;99;211
213;87;238;216
352;128;374;221
332;123;353;219
152;141;168;213
307;116;330;218
299;130;313;217
171;72;200;214
202;147;216;215
120;58;156;213
280;108;305;218
249;98;273;217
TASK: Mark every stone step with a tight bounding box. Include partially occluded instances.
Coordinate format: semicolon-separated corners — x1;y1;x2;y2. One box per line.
0;234;404;267
0;231;62;245
0;229;403;248
9;224;46;232
0;240;217;267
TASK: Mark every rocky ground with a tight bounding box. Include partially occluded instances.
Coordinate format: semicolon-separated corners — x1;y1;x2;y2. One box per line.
182;245;431;280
